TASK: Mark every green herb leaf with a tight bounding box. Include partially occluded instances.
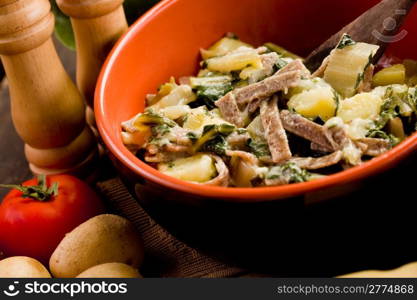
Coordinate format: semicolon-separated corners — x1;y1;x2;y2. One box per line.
337;34;356;49
247;139;271;158
50;1;75;51
50;0;162;50
266;163;311;183
202;135;228;155
195;83;233;109
367;129;399;147
186;132;198;143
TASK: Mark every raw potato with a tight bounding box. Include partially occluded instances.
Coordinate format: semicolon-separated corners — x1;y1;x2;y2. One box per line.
337;92;383;122
339;262;417;278
288;87;337;121
372;64;406;86
76;263;142;278
49;214;144;278
0;257;51;278
158;154;217;183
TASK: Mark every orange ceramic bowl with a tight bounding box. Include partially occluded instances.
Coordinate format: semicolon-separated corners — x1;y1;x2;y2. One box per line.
96;0;417;274
96;0;417;202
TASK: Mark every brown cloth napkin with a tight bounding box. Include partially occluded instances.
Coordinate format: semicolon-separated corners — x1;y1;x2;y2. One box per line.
97;178;247;278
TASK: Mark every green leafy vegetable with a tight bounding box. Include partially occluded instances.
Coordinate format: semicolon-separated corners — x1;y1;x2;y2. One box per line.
193;124;235;154
247;139;270;158
49;0;161;50
186;132;198;143
367;129;400;146
266;163;311;183
355;53;373;89
195;83;233;109
151;123;171;136
274;58;288;71
50;1;75;50
202;135;228;155
337;34;356;49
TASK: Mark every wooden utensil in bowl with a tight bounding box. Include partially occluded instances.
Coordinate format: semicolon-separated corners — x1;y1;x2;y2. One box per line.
306;0;417;71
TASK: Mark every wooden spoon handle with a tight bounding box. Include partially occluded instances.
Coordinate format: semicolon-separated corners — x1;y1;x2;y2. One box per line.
305;0;417;71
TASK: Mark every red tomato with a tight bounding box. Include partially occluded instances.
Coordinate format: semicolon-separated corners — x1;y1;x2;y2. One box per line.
0;175;104;264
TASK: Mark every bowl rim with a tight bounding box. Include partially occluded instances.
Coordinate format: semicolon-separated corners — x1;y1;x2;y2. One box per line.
95;0;417;202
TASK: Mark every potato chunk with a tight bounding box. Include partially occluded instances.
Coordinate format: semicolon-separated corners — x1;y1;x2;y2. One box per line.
158;154;217;183
201;37;252;60
372;64;406;87
159;105;191;120
206;49;262;73
149;85;196;110
337;92;383;122
288;87;337;121
183;107;229;131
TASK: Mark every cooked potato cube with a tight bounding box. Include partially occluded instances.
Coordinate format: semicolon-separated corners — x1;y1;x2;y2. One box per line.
160;105;191;120
183;107;230;131
346;118;373;140
206;49;262;73
337;92;383;122
147;78;177;106
288;87;337;121
231;157;258;187
149;85;196;110
121;127;152;148
387;117;405;140
201;37;252;60
372;64;406;87
285;78;333;99
158;154;217;183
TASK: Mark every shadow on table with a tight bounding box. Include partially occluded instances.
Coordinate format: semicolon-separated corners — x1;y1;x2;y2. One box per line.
132;153;417;277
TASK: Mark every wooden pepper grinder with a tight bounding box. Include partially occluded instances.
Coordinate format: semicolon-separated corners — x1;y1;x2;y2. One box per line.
56;0;128;126
0;0;98;177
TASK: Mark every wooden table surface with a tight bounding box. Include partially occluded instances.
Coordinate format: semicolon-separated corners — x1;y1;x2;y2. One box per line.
0;39;76;199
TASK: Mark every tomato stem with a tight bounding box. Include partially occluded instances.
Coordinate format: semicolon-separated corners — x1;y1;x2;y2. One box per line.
0;175;59;201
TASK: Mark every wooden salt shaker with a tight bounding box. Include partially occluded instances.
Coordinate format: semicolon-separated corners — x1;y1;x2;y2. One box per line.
56;0;128;125
0;0;98;177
